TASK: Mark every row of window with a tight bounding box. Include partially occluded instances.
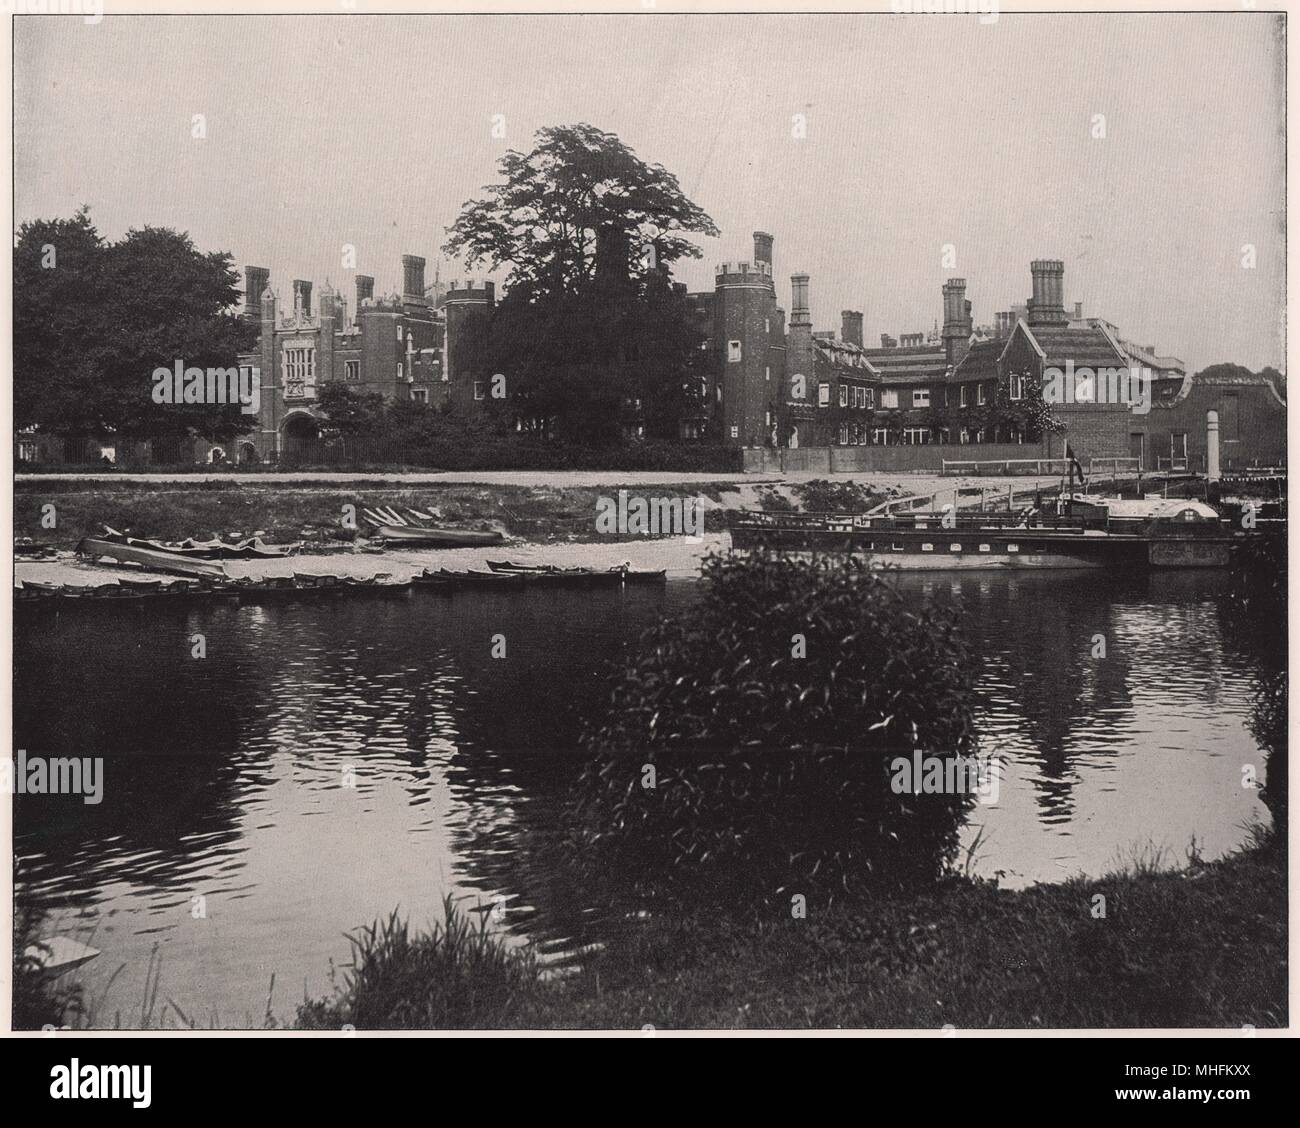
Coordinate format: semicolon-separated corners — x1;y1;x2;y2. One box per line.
814;376;1026;410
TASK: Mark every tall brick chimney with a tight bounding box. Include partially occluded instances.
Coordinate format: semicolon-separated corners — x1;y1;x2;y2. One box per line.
841;310;864;347
356;274;375;310
292;279;313;318
244;266;269;320
753;231;774;267
941;278;973;366
402;255;427;304
1027;260;1067;327
787;273;814;405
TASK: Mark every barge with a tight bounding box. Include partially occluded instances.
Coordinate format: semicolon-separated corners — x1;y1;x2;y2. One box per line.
730;496;1243;570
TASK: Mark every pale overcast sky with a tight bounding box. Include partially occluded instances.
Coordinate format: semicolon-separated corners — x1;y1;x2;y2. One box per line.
14;12;1286;373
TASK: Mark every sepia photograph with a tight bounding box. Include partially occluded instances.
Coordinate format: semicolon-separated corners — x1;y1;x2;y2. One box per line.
3;0;1291;1074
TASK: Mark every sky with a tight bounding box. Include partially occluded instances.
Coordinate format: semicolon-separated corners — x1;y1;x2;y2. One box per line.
14;12;1287;373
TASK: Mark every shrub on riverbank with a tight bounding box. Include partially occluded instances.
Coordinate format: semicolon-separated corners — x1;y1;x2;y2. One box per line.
295;899;540;1030
573;551;980;902
291;833;1285;1030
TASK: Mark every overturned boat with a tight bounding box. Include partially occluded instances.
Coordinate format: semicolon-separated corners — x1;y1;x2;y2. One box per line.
75;537;230;579
371;525;504;547
101;526;300;559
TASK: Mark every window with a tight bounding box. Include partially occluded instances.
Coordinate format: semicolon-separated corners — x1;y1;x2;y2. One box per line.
959;428;970;444
473;379;486;400
903;427;931;445
411;387;429;404
818;382;830;407
283;346;315;398
839;424;849;445
977;383;987;405
912;389;930;408
839;384;848;408
1221;393;1240;440
865;387;875;409
872;428;890;445
344;360;360;382
881;390;899;409
1009;373;1024;400
730;425;739;439
765;366;771;382
959;384;968;407
728;340;742;363
764;318;770;333
18;440;37;462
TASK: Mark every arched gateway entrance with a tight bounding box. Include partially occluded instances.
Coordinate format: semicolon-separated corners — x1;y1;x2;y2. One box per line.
281;413;321;463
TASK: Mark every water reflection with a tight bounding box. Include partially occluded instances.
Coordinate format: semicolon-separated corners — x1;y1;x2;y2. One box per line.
13;569;1274;1024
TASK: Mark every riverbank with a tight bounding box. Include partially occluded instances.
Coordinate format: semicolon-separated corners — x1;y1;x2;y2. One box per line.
12;473;1059;551
298;835;1285;1030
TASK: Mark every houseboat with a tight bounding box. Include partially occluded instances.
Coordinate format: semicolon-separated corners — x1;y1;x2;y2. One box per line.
729;496;1239;570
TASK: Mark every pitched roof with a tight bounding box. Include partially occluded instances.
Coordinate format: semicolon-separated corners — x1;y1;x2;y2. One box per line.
860;344;948;384
1022;322;1127;371
950;338;1003;381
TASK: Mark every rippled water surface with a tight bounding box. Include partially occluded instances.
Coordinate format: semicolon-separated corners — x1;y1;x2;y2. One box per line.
13;568;1272;1025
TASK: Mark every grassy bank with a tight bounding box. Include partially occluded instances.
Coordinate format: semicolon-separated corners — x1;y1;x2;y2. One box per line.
13;480;741;547
295;836;1286;1030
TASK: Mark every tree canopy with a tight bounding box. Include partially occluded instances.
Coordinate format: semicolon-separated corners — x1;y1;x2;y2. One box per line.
14;208;257;440
442;124;719;444
444;123;719;301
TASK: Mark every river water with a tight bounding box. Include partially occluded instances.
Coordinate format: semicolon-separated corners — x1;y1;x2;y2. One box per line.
13;564;1275;1026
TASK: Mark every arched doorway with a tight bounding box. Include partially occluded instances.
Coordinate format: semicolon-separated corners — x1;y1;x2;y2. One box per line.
281;413;320;464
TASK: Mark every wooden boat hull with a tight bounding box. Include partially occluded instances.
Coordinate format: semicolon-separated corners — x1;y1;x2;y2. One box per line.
373;525;504;547
75;538;229;579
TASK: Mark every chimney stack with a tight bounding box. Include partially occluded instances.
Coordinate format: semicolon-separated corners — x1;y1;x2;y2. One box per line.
787;273;814;405
941;278;973;366
1028;260;1067;326
790;273;811;326
244;266;269;320
1074;301;1084;320
292;279;313;318
841;310;864;347
356;274;375;310
753;231;774;267
402;255;427;304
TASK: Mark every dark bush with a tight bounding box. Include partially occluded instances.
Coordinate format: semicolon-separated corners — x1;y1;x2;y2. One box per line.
574;551;981;903
792;479;882;513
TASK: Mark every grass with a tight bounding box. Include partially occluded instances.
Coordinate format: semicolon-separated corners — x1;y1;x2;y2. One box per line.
13;480;739;547
283;833;1285;1031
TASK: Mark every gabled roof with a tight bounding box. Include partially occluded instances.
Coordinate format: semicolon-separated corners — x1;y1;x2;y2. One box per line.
1021;321;1127;371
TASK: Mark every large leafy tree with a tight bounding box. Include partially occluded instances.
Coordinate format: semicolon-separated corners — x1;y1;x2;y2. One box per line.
444;123;719;301
13;209;257;442
442;124;719;443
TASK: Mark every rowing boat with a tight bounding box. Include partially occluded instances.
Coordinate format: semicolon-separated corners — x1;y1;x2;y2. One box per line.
371;525;505;547
76;538;230;579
